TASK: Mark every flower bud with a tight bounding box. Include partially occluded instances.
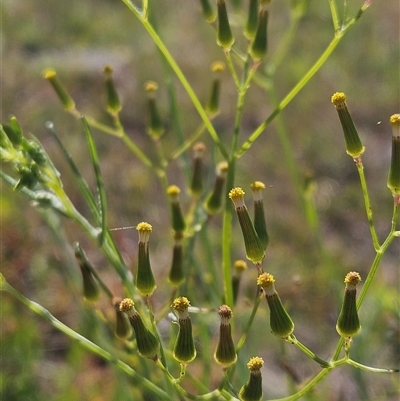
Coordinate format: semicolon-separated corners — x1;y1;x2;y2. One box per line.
168;239;184;286
250;7;268;62
336;272;361;339
214;305;237;367
171;297;196;364
250;181;269;249
229;187;265;264
104;65;122;115
44;69;76;111
331;92;365;158
3;116;23;147
216;0;235;50
135;222;156;296
74;244;100;302
167;185;186;233
232;260;247;305
257;273;294;338
245;0;259;40
113;297;131;339
239;357;264;401
120;298;159;359
145;81;164;139
199;0;216;22
204;161;228;214
206;62;225;115
387;114;400;196
190;142;206;196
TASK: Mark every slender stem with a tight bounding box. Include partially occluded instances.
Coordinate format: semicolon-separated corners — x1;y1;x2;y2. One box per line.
355;158;380;250
328;0;341;33
120;0;229;160
288;335;331;368
347;358;399;373
225;51;241;90
236;4;371;158
1;278;173;401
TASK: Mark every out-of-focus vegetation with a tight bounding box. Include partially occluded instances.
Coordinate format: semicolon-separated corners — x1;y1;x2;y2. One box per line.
1;1;399;400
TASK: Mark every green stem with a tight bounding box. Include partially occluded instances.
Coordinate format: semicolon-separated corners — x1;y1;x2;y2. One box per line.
355;158;380;250
288;335;331;368
120;0;229;160
1;277;173;401
347;358;399;373
236;4;371;158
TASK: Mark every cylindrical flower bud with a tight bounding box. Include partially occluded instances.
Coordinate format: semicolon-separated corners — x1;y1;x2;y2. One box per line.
206;62;225;115
257;273;294;338
199;0;216;22
145;81;164;139
190;142;206;196
74;244;100;302
214;305;237;367
216;0;235;50
171;297;196;364
120;298;159;359
43;69;76;111
204;161;228;214
232;259;247;305
387;114;400;196
229;188;265;264
238;357;264;401
245;0;259;40
167;185;186;233
104;65;122;115
168;239;184;286
135;222;156;296
250;181;269;249
336;272;361;338
331;92;365;158
113;297;131;339
249;7;269;62
4;116;23;146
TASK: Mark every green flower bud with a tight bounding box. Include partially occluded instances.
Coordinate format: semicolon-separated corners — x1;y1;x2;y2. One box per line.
167;185;187;233
331;92;365;158
168;239;184;286
250;8;268;62
74;244;100;302
171;297;196;364
3;116;23;147
113;297;131;339
206;62;225;115
204;161;228;214
250;181;269;249
232;260;247;305
135;222;156;296
229;187;265;265
216;0;235;50
214;305;237;367
145;81;164;139
199;0;216;22
336;272;361;338
120;298;159;359
239;357;264;401
387;114;400;196
190;142;206;197
257;273;294;338
44;69;76;111
245;0;259;40
104;65;122;115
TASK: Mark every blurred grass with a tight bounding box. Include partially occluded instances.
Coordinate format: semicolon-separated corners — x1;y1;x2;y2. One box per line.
1;1;399;400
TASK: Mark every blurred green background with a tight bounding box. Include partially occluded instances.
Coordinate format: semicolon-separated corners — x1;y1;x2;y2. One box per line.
1;1;399;400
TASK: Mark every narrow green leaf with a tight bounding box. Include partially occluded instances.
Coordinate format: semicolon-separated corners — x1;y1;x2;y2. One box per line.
81;116;107;244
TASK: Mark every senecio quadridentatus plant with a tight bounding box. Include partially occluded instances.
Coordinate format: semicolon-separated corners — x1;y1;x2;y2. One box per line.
1;1;399;400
